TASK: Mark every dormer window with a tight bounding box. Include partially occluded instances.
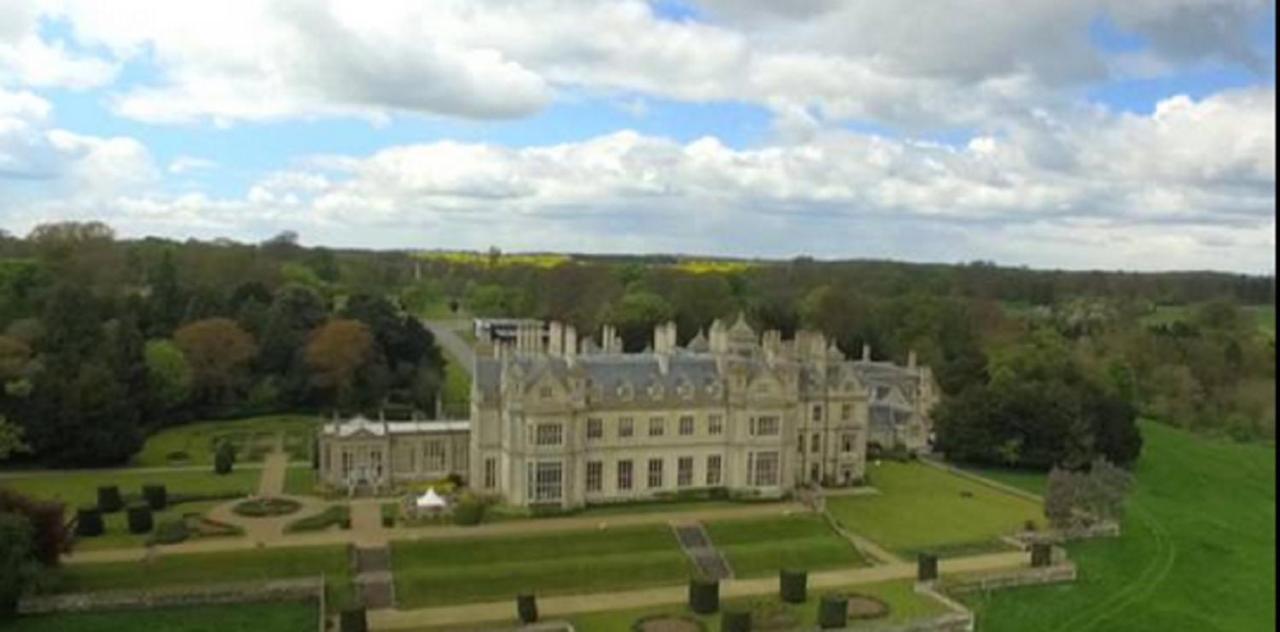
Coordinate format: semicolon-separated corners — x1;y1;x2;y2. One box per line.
617;382;633;400
540;386;553;399
649;383;664;399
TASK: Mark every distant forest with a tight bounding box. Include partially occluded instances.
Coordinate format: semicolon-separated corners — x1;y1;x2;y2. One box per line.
0;223;1273;469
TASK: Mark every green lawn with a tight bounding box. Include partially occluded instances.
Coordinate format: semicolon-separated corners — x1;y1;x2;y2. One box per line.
1;468;257;550
441;356;472;416
704;514;868;577
54;545;354;606
825;461;1041;557
283;466;317;496
1;602;316;632
962;420;1276;632
132;415;318;467
391;525;694;607
407;579;949;631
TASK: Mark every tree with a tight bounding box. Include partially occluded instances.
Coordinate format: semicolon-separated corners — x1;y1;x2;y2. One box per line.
0;512;38;617
1044;467;1079;529
605;291;675;352
0;417;28;461
174;318;257;405
143;340;192;415
305;319;376;407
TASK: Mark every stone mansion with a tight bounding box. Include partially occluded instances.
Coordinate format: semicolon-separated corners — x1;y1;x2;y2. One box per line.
318;316;939;508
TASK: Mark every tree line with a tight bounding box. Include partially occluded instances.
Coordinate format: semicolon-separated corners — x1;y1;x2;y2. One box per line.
0;223;445;467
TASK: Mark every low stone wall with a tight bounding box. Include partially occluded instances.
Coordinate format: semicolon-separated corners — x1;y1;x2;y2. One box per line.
19;576;323;615
1017;521;1120;544
840;612;974;632
942;563;1077;595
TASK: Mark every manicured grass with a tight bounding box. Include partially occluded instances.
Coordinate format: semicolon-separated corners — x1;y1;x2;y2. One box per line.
407;579;949;631
2;601;316;632
283;466;317;496
825;461;1041;557
704;514;868;577
391;525;694;607
0;468;257;508
441;356;471;415
132;415;318;467
54;545;354;607
962;420;1276;632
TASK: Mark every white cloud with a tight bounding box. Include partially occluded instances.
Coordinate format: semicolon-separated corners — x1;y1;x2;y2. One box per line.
14;0;1265;129
14;87;1266;272
0;0;118;89
167;156;217;175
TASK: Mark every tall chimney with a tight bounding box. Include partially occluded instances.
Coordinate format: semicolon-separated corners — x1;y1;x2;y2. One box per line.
908;350;917;369
565;325;577;361
861;344;871;361
549;322;563;356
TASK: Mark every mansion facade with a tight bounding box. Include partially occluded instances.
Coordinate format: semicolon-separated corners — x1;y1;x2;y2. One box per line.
319;316;939;508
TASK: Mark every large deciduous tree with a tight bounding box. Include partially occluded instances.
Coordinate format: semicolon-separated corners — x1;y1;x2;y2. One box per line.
143;339;192;416
305;319;376;407
174;318;257;405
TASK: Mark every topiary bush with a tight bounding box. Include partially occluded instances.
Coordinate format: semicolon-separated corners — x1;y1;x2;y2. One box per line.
126;503;154;534
214;441;236;475
818;593;848;629
917;552;938;581
779;569;807;604
516;593;538;624
339;607;368;632
452;498;487;526
721;610;752;632
142;484;168;511
96;486;123;513
688;578;719;615
74;506;103;537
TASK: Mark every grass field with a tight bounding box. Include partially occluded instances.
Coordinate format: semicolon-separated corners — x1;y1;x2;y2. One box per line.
283;465;317;496
132;415;318;467
55;545;354;605
408;579;948;631
391;525;694;607
2;602;316;632
825;461;1041;557
417;251;571;269
962;421;1275;632
704;514;869;577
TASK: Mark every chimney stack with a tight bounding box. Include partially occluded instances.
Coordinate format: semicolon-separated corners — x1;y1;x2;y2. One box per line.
861;344;871;361
565;325;577;362
908;350;917;369
549;321;564;357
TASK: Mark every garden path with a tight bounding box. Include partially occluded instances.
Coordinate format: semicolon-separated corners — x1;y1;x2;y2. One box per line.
257;451;288;497
670;521;733;580
366;550;1032;630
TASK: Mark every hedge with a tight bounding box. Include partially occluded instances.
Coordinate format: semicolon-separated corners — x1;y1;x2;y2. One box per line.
779;569;807;603
689;578;719;615
126;504;154;534
516;593;538;624
818;593;848;629
96;486;123;513
75;506;103;537
142;484;168;511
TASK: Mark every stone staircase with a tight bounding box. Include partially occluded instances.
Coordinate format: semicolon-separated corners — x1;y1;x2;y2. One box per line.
353;545;396;609
671;522;733;581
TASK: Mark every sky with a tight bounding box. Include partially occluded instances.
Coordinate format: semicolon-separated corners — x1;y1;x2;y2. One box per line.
0;1;1275;273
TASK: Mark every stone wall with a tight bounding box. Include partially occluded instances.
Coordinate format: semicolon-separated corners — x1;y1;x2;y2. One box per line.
19;576;323;616
1017;520;1121;544
942;563;1078;595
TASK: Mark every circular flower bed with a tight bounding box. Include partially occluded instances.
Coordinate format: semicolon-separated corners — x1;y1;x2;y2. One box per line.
748;600;801;631
631;614;705;632
232;497;302;518
847;593;890;620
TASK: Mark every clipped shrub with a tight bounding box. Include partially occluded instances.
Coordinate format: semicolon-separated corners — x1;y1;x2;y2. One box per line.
232;498;301;517
126;504;154;534
96;486;123;513
917;552;938;582
285;505;350;533
1031;542;1053;567
516;593;538;624
142;484;168;511
688;578;719;615
149;518;190;545
779;569;807;603
452;498;487;526
214;441;236;475
721;610;751;632
74;506;103;537
818;593;848;629
339;607;368;632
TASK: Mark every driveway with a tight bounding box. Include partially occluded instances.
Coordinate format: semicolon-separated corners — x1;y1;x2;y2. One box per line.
422;319;475;377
